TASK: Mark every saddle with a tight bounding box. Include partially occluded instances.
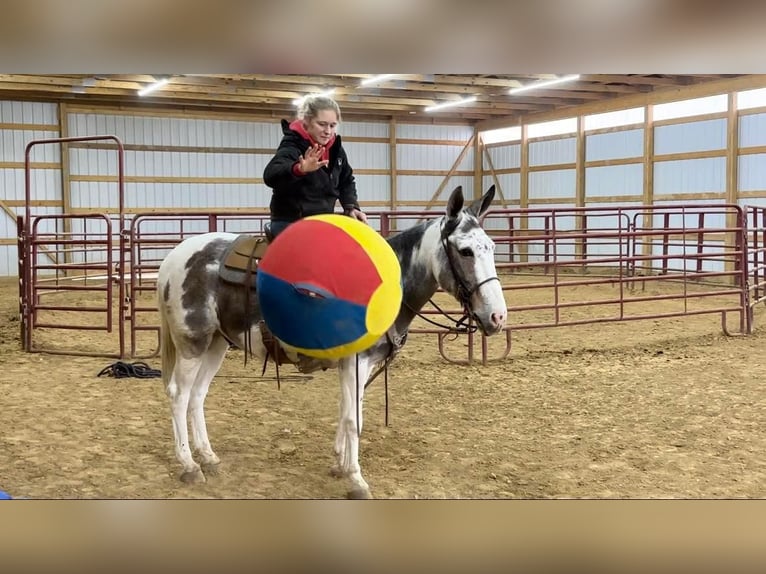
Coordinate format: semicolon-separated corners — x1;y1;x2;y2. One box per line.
219;233;271;289
218;229;324;373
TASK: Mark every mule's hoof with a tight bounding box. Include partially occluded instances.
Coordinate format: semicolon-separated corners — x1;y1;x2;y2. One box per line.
201;462;220;476
180;468;206;484
329;466;344;478
347;488;373;500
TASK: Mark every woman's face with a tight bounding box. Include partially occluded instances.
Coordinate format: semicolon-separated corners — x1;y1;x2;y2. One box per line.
303;109;338;146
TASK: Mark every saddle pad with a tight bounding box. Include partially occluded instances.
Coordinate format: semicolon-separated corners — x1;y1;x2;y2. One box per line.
219;234;269;287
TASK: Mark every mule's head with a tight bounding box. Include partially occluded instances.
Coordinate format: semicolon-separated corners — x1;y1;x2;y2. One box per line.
435;185;507;335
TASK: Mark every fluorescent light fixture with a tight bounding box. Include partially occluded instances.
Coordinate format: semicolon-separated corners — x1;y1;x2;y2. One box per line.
138;77;170;96
360;74;398;86
424;96;477;112
509;74;581;95
292;88;336;106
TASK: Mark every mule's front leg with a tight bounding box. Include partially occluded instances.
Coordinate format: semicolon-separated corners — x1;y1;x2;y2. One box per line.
168;356;206;484
333;356;373;499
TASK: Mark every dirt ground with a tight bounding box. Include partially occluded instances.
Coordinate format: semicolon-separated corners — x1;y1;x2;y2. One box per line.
1;274;765;499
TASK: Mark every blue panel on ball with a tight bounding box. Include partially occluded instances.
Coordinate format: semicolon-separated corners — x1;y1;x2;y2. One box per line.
257;271;368;350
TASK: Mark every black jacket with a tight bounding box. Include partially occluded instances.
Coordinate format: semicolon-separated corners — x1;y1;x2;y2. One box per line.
264;119;360;222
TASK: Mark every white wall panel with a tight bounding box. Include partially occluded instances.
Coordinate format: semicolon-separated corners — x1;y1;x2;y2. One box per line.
586;129;643;162
585;164;644;198
343;142;389;169
482;173;520;203
396;123;472;141
738;154;766;191
1;129;61;163
739;113;766;147
397;144;471;171
486;144;520;170
341;121;389;138
0;100;58;125
529;137;575;166
529;169;576;200
654;158;726;195
396;175;473;201
654;118;726;155
353;174;390;204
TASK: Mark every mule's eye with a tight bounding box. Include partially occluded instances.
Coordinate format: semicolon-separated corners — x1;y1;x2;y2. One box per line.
458;247;474;257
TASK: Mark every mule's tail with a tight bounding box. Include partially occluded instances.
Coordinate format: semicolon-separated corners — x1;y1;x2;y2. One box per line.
158;291;176;395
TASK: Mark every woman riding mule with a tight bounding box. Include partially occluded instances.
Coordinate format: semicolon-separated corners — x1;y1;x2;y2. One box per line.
156;185;507;498
264;95;367;239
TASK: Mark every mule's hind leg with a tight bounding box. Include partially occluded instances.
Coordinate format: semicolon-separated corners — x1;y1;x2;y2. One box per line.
168;353;206;484
189;335;229;474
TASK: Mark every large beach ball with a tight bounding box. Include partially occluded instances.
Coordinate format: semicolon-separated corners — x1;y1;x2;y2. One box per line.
256;214;402;359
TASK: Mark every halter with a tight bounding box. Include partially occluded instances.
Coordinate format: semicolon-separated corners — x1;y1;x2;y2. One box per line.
399;216;501;334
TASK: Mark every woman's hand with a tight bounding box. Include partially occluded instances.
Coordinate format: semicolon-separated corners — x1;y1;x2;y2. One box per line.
297;144;328;173
347;208;368;224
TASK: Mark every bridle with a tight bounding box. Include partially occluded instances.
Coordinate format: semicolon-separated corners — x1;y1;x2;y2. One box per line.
404;216;501;335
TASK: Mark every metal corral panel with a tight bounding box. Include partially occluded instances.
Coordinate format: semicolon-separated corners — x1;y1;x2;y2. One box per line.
396;123;473;141
340;121;389;138
739;112;766;147
648;199;727;273
353;174;390;204
654;118;726;155
529;169;576;201
586;129;644;162
396;175;473;202
529;137;576;167
654;157;726;195
485;143;521;170
483;173;520;203
738;153;766;192
343;142;390;169
585;164;644;198
396;144;473;171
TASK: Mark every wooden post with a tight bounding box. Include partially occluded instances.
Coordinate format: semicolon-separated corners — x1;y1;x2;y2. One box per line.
59;103;72;272
474;126;482;199
641;104;655;274
575;115;586;265
726;91;740;285
519;124;529;263
389;118;397;230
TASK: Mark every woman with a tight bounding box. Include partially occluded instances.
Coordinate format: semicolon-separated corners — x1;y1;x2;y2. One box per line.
263;95;367;238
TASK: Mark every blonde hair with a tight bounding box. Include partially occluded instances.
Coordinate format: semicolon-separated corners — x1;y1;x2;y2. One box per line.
297;95;342;122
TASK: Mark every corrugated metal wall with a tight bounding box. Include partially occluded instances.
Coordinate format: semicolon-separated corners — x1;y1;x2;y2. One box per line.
0;100;61;276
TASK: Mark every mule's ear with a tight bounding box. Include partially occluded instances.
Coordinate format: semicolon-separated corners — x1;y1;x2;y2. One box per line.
467;185;495;218
446;185;464;219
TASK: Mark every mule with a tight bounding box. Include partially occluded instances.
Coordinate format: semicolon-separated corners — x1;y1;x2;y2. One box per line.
156;185;507;498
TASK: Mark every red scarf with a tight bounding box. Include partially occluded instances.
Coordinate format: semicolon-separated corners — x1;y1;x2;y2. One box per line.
289;119;335;163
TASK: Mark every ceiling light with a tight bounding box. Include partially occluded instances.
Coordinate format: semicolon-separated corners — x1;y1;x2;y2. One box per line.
509;74;581;95
138;77;171;96
424;96;477;112
292;88;336;106
360;74;398;86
